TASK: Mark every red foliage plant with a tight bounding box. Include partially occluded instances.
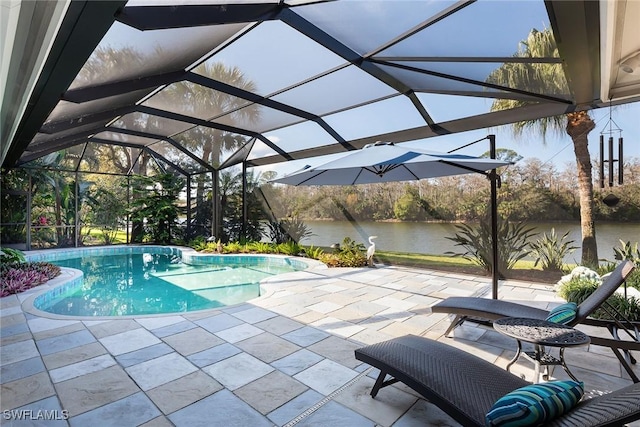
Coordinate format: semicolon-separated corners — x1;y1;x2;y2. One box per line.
0;263;61;297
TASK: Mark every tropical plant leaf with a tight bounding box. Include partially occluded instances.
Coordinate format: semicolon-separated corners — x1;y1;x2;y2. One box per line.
529;228;578;271
445;215;537;277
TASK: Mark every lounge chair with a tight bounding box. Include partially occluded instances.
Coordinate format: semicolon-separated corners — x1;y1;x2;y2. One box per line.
354;334;640;427
431;260;639;381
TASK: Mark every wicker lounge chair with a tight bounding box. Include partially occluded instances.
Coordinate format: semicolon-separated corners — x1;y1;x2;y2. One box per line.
354;335;640;427
432;260;634;335
432;260;639;381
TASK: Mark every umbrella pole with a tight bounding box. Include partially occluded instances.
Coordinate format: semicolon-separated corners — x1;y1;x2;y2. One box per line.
489;135;499;299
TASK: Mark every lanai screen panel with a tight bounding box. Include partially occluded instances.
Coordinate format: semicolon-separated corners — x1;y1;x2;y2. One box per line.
68;21;247;90
20;145;85;172
77;143;141;174
212;103;303;134
378;61;571;100
45;90;152;125
24;18;251;171
291;1;460;56
171;125;251;169
143;156;182;178
193;20;347;97
148;141;211;174
262;121;340;154
111;112;196;138
415;93;540;123
387;62;569;98
142;82;252;121
270;65;398;116
323;95;427;141
246;140;280;161
25;121;113;158
92;131;159;147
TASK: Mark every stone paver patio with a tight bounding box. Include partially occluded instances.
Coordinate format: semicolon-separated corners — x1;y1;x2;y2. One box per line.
1;263;638;426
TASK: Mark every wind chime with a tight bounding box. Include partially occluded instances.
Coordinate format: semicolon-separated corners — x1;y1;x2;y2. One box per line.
599;103;624;207
599;103;632;300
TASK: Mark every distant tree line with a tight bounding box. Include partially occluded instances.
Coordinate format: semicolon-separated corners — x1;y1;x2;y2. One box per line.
259;156;640;223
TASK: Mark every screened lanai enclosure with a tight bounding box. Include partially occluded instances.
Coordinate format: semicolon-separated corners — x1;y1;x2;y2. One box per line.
2;0;640;250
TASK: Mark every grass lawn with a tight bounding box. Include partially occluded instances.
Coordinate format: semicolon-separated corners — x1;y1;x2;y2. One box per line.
374;250;567;284
375;250;539;269
84;229;128;244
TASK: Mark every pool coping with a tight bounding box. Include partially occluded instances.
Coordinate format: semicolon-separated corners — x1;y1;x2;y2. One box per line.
20;245;327;321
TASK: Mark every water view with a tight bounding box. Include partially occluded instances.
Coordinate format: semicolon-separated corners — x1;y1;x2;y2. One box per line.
302;220;640;264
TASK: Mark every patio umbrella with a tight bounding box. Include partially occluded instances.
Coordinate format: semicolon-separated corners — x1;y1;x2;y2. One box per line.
271;140;511;298
272;142;508;186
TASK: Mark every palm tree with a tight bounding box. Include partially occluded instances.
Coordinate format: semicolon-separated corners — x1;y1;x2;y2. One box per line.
157;62;261;239
487;28;598;267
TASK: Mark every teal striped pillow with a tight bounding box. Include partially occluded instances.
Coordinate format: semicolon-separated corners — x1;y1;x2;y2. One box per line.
545;302;578;325
485;380;584;426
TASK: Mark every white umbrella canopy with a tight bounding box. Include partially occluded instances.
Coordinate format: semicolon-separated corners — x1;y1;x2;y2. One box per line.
270;140;511;299
271;142;510;186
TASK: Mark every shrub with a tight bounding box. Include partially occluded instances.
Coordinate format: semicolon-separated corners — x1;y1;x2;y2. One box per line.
605;294;640;322
613;240;640;266
0;262;61;297
446;216;536;277
128;173;184;244
319;251;366;267
335;237;366;255
304;245;325;260
246;242;275;254
624;270;640;292
555;265;640;321
596;261;618;276
189;236;208;251
266;216;314;244
223;241;245;253
0;248;26;264
319;237;367;267
201;242;220;253
190;238;356;267
556;277;599;302
276;241;302;256
529;228;578;271
600;264;640;293
556;266;601;288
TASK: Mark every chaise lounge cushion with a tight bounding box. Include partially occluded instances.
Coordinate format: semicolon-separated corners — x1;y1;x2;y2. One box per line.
545;302;578;325
432;296;549;322
485;380;584;426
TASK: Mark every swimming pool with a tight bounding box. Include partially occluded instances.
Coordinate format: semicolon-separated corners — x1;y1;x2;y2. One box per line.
28;246;315;317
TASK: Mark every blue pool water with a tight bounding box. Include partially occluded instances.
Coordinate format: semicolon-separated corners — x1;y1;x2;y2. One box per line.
33;250;304;316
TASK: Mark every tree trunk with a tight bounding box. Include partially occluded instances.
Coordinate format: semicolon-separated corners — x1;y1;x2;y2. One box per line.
566;111;598;267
